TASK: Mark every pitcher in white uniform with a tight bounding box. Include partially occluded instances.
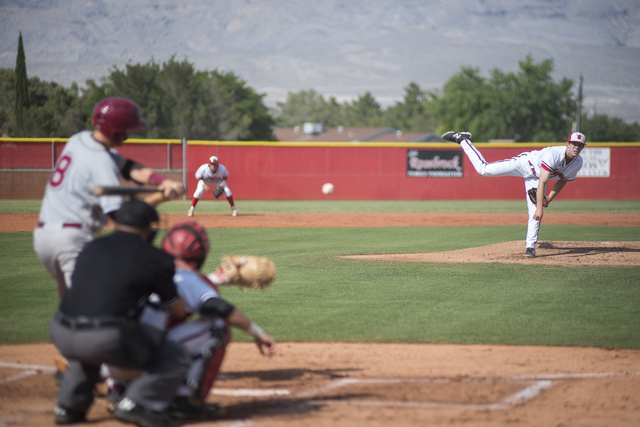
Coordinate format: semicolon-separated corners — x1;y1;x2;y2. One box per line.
34;97;184;298
188;156;237;217
442;131;586;257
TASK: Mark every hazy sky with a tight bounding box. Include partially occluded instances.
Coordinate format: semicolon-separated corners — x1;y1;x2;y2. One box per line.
2;0;639;122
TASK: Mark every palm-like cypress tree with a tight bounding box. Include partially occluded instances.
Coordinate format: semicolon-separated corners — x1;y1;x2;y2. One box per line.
14;32;29;137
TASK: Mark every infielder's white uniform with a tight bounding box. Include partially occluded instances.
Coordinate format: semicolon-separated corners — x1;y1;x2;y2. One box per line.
34;130;124;297
460;140;583;248
193;163;232;199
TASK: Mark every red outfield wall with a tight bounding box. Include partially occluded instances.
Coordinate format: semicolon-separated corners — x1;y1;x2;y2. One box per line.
187;142;640;200
1;139;638;200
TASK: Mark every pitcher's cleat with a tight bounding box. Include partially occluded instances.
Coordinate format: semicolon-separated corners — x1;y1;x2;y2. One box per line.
441;131;472;144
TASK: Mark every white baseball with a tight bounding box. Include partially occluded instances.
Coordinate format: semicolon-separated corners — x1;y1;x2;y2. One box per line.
322;183;334;195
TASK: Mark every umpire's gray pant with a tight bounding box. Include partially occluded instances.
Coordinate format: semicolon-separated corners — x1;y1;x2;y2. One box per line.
50;319;190;413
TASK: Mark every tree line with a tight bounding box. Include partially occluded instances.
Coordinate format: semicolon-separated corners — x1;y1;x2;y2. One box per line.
2;33;639;142
273;55;640;142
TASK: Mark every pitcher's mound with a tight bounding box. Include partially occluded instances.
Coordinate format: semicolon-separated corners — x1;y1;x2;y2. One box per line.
341;241;640;267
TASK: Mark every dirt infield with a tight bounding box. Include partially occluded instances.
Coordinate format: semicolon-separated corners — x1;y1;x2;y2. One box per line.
2;212;639;426
1;343;639;427
2;212;640;232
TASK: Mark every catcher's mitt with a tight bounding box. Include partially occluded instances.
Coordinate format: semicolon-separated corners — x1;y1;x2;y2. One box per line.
212;184;224;198
219;255;276;289
527;188;549;207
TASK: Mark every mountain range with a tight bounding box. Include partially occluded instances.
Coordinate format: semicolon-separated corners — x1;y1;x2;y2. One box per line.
1;0;639;124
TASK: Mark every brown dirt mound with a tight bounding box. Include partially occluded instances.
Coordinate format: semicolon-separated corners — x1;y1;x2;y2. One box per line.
342;240;640;267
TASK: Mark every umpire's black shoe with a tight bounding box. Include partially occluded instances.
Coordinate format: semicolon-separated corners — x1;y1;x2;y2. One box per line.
54;405;86;424
524;247;536;257
167;396;226;419
113;398;172;427
442;131;472;143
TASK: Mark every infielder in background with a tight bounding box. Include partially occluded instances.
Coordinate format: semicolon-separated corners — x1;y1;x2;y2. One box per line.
188;156;237;217
34;97;184;298
442;131;586;257
105;220;277;420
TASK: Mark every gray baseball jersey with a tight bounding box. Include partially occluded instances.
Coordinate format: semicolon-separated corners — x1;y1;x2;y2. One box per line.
34;130;125;296
38;130;124;231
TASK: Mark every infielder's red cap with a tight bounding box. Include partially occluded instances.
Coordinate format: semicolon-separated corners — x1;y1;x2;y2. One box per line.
209;156;219;164
568;132;586;144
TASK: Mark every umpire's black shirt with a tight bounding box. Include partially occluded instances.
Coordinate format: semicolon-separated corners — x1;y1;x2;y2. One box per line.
60;231;178;317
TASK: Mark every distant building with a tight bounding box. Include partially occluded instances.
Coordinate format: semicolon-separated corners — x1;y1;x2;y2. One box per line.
273;123;445;142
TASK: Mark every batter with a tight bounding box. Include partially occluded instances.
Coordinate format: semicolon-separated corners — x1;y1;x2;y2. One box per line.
34;97;184;298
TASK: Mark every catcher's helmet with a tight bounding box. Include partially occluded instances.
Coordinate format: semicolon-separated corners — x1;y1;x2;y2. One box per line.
209;156;219;164
162;220;210;269
92;97;149;145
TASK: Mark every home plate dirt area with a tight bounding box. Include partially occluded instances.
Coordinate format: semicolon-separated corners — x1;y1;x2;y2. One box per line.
1;212;639;426
1;343;640;426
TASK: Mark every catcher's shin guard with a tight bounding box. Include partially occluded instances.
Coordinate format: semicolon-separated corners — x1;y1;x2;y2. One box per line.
187;323;230;404
190;344;226;404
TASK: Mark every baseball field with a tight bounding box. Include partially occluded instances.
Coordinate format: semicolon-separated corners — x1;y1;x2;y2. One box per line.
1;199;639;426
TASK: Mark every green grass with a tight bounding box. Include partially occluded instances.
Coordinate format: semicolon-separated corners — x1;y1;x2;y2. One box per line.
2;199;640;214
2;223;639;348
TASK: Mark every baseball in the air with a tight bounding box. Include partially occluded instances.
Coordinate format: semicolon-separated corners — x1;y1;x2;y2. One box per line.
322;182;335;195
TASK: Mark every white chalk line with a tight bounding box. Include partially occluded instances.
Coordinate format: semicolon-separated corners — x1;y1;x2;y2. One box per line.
0;370;39;385
300;378;554;411
512;371;640;380
213;388;291;397
0;361;56;372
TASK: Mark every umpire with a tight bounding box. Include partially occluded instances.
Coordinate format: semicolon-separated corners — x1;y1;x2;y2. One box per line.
50;199;190;427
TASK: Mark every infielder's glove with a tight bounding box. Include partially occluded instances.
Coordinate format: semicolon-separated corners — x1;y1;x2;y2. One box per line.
219;255;276;289
212;184;225;198
527;188;549;207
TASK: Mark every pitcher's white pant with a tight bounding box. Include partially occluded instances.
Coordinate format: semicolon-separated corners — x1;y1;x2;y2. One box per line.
460;139;542;249
193;180;232;199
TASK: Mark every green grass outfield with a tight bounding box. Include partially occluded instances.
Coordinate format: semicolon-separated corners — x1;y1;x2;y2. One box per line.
1;200;639;348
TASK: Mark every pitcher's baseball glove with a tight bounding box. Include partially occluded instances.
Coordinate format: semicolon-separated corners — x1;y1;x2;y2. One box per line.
212;184;224;198
219;255;276;289
527;188;549;207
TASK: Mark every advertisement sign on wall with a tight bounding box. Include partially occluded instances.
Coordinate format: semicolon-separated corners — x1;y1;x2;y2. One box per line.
577;148;611;177
407;149;463;177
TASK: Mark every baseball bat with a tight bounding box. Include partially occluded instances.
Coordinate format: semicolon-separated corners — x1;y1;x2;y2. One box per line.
93;186;161;196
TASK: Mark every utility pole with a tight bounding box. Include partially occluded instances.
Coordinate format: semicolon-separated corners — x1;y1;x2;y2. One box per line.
575;75;583;132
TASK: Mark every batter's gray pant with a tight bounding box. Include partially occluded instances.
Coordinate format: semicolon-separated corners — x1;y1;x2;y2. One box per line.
50;317;190;413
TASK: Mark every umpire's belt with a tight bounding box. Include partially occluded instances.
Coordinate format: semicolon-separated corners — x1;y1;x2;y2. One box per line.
55;312;121;330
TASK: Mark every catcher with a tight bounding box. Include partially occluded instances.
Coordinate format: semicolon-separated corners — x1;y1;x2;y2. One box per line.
104;220;276;419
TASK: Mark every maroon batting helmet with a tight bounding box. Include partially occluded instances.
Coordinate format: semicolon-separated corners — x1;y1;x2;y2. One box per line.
91;97;149;145
162;220;210;270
